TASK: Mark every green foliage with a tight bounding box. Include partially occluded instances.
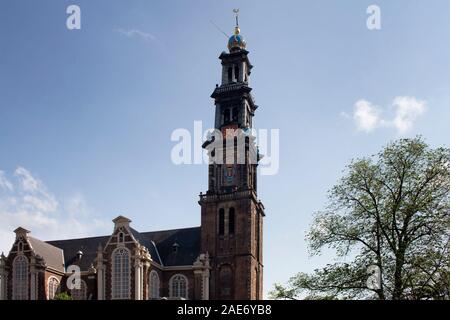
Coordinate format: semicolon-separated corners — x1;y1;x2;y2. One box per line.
271;137;450;300
53;292;73;300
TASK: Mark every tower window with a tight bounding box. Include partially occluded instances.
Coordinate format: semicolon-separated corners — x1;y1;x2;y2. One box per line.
219;264;233;297
224;108;231;124
229;207;235;235
219;208;225;236
227;67;233;82
232;107;238;122
234;65;239;82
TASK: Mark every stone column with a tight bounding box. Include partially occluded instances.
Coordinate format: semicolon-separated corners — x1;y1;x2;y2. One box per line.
202;268;210;300
134;261;141;300
140;265;144;300
142;249;151;300
202;254;211;300
193;268;203;300
193;253;211;300
96;244;104;300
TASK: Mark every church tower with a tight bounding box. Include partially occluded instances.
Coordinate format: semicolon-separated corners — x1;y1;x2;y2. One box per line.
199;12;265;300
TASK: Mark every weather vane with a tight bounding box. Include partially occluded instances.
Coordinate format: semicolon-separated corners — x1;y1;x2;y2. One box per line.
233;8;240;27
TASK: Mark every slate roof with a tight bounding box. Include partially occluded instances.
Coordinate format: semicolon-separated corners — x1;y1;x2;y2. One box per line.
47;235;109;271
139;227;201;267
28;236;65;273
46;226;201;271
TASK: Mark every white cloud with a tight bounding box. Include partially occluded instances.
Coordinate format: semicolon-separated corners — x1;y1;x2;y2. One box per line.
392;96;427;134
117;28;157;42
0;171;13;192
353;100;381;132
14;166;40;192
0;167;109;256
346;96;427;134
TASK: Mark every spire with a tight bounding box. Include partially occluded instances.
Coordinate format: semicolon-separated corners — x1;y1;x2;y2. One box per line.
228;9;246;51
233;8;241;36
233;8;240;34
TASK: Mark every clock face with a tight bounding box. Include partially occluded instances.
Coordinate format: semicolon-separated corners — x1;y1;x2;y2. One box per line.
224;165;236;185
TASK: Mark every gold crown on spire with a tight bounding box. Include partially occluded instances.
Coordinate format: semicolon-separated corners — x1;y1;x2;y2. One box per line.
228;9;246;51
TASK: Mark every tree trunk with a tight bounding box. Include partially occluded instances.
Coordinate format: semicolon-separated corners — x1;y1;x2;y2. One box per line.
393;252;405;300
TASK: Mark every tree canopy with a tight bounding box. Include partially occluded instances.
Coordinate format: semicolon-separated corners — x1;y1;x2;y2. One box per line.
271;137;449;300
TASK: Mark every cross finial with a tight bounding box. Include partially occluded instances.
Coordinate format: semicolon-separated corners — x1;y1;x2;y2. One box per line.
233;8;239;27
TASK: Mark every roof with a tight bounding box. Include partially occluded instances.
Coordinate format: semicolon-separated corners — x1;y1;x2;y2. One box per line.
28;236;65;273
47;235;108;271
46;227;201;271
139;227;201;267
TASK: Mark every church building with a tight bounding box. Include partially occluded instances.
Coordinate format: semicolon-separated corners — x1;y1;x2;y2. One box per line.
0;18;265;300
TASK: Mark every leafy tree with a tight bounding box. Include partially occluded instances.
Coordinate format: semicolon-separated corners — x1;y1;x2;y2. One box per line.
53;292;73;300
271;137;449;300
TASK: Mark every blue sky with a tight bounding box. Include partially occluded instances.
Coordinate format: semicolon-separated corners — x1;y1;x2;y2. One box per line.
0;0;449;297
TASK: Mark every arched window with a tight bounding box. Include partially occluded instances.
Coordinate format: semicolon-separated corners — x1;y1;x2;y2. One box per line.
169;274;188;299
227;67;233;82
219;264;233;298
48;277;60;300
232;107;238;122
234;65;240;81
149;270;160;299
112;248;130;299
17;241;23;252
218;208;225;236
71;279;87;300
224;108;231;124
118;232;124;243
229;207;235;235
13;255;28;300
